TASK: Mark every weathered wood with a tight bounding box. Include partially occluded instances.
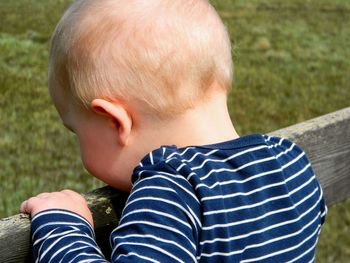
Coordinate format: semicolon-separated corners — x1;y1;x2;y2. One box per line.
0;107;349;262
0;214;31;262
0;187;128;262
270;107;350;206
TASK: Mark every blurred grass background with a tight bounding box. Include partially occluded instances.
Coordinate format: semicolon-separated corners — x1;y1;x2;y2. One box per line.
0;0;349;261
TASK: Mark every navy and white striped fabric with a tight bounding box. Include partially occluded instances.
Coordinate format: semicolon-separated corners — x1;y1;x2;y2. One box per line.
31;134;327;262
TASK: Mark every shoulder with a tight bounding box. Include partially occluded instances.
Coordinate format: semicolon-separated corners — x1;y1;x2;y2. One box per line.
132;145;201;192
119;159;202;242
131;159;199;206
263;134;306;158
263;134;298;149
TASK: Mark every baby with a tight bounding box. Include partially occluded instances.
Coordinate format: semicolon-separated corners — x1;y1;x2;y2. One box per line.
20;0;327;262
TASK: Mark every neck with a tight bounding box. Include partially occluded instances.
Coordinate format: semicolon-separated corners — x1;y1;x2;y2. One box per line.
134;91;239;153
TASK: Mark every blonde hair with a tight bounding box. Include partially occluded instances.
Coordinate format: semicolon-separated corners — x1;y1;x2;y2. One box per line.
49;0;233;116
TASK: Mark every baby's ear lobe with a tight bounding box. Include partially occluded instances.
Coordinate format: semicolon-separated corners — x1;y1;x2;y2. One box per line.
91;99;132;146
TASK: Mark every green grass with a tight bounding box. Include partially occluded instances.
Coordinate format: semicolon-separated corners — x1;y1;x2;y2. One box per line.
0;0;349;262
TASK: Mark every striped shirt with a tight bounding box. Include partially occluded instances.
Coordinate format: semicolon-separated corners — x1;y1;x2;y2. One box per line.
31;134;327;262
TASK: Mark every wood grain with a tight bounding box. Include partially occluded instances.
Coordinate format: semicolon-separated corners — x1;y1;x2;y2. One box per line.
0;187;128;262
270;107;350;206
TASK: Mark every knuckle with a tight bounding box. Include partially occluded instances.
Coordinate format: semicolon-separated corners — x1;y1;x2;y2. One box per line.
27;196;38;203
25;197;39;209
61;189;74;194
76;194;86;203
61;189;85;201
36;192;50;198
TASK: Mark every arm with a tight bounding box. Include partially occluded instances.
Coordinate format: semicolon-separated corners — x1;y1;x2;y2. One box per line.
20;190;108;262
21;172;200;262
109;172;200;262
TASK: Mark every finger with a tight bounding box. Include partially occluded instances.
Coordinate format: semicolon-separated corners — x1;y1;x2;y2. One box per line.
61;189;80;196
61;189;74;194
61;189;85;202
19;200;28;213
36;192;51;199
22;196;40;214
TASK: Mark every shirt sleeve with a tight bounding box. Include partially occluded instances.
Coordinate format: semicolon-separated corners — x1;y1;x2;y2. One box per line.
31;170;200;262
110;169;200;263
31;209;107;262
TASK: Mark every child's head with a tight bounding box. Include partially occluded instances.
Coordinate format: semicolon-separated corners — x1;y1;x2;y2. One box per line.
49;0;233;118
49;0;234;191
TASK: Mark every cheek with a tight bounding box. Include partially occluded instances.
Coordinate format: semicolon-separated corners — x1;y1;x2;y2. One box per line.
77;133;133;191
73;122;133;191
77;131;116;179
79;134;112;177
80;147;99;176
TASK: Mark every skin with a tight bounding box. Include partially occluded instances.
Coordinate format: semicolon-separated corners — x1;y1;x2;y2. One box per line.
19;81;239;226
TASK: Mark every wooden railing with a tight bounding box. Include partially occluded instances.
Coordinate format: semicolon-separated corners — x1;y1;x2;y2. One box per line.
1;107;349;262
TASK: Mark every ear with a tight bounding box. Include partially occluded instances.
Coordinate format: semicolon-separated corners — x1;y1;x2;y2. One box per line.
91;99;132;146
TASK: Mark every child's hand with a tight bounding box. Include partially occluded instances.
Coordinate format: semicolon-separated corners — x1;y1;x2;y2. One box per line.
20;189;94;226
